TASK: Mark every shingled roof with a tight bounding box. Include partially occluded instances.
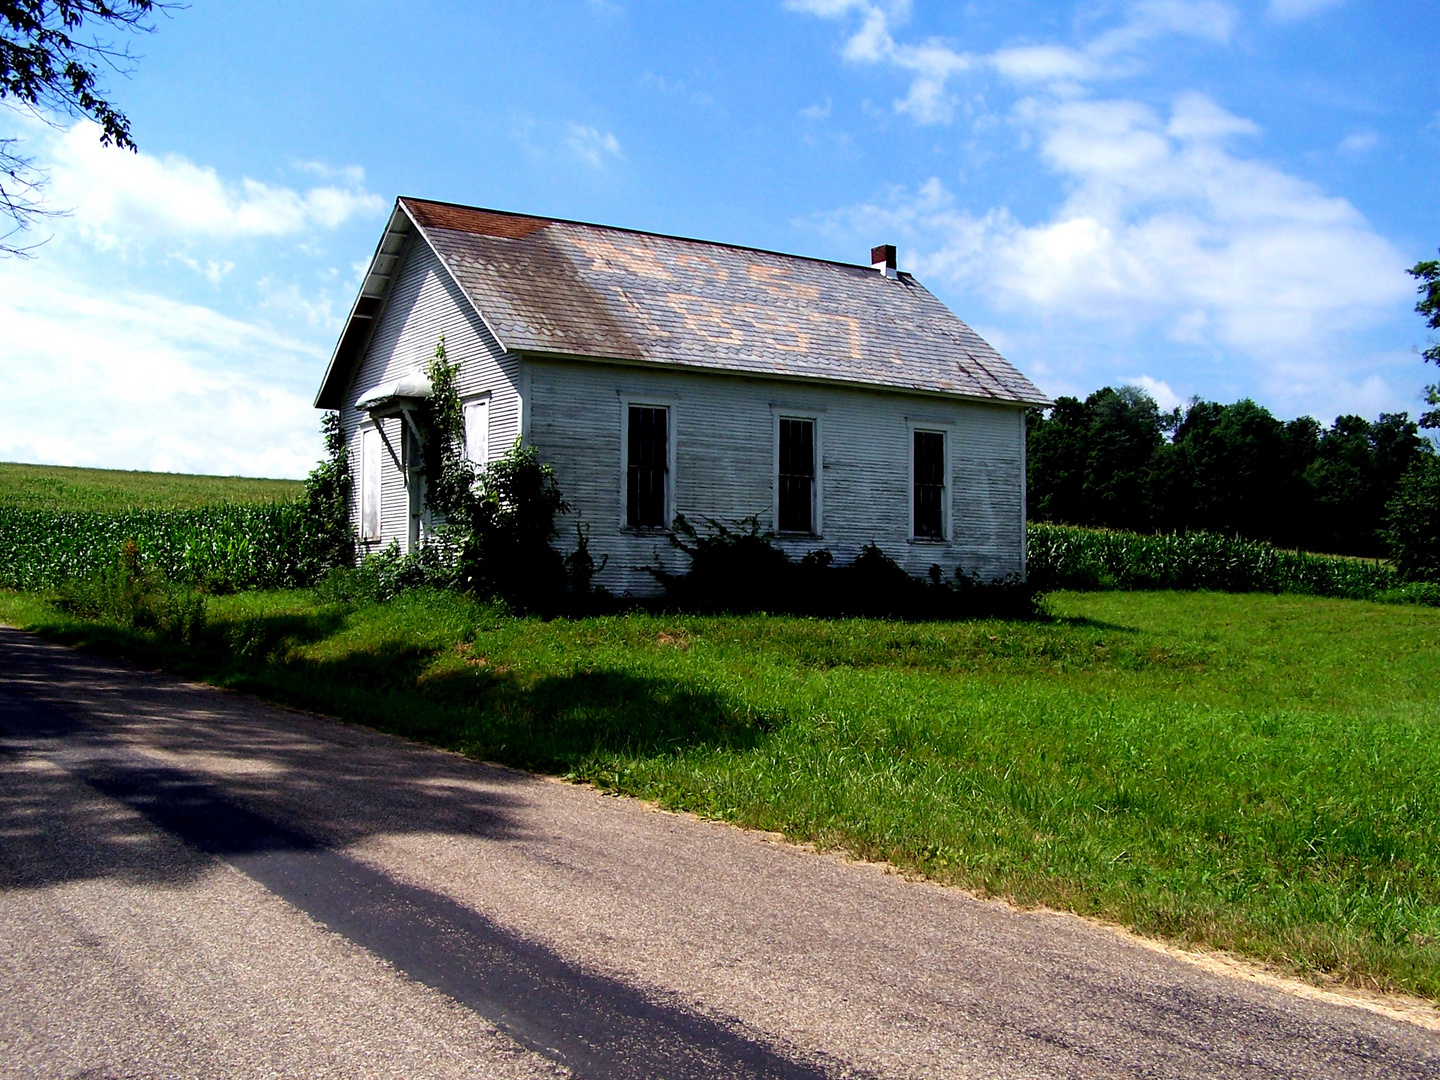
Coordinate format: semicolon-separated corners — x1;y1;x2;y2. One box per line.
315;197;1049;409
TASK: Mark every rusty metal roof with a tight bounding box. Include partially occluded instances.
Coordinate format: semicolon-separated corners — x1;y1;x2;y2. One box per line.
316;198;1049;409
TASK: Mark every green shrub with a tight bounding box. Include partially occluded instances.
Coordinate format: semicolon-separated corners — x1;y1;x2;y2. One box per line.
53;539;207;644
315;540;459;605
651;516;1039;619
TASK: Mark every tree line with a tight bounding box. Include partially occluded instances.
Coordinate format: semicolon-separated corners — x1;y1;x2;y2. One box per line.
1026;388;1437;559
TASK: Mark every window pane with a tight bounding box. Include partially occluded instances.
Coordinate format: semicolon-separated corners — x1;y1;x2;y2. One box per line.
627;406;668;528
778;418;814;533
914;430;945;539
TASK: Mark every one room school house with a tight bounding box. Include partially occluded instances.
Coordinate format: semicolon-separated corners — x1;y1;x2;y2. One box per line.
314;198;1050;595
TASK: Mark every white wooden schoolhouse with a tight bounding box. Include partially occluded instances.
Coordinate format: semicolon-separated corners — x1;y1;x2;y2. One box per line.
314;198;1050;594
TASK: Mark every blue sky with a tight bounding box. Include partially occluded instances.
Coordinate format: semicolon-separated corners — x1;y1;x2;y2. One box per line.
1;0;1436;477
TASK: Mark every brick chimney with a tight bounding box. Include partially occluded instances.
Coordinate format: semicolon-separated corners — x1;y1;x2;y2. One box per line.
871;244;898;279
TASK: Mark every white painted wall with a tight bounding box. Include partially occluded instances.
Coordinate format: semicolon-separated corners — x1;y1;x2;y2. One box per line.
525;356;1027;596
339;235;521;554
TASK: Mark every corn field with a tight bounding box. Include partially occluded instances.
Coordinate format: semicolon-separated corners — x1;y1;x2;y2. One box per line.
0;503;337;591
0;504;1414;602
1026;523;1399;598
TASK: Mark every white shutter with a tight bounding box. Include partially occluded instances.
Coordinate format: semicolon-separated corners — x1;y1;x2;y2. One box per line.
360;426;381;540
464;399;490;466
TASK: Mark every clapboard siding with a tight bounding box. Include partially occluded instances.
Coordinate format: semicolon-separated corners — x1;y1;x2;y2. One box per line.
338;236;521;554
525;357;1026;596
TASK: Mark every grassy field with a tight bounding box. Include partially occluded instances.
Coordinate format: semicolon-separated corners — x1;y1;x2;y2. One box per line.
1;586;1437;999
0;462;303;511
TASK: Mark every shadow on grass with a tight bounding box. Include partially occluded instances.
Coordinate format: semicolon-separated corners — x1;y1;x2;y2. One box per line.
31;611;777;775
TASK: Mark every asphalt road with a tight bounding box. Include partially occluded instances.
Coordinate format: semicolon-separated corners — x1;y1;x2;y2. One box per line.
1;626;1437;1079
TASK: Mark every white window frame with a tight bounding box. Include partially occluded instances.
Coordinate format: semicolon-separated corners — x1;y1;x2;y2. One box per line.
618;397;678;531
771;409;823;537
907;420;953;542
463;394;492;467
359;423;382;542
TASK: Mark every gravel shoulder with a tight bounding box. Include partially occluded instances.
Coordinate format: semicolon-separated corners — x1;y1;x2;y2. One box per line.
2;625;1437;1079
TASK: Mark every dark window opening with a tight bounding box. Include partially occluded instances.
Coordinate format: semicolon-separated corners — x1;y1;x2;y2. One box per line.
913;430;945;539
627;406;668;528
778;418;815;533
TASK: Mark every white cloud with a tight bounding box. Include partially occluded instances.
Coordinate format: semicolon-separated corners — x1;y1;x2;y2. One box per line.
32;120;383;252
1268;0;1344;21
793;0;1414;419
0;258;324;477
565;123;624;169
172;254;236;286
1338;130;1378;154
794;0;1237;122
1124;375;1184;411
799;98;834;120
0;118;383;476
814;91;1410;417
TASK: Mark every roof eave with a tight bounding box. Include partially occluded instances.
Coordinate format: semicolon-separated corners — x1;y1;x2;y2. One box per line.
512;347;1051;409
314;201;416;410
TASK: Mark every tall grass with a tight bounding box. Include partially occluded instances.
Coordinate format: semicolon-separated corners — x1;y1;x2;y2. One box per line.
0;503;331;591
1027;522;1404;599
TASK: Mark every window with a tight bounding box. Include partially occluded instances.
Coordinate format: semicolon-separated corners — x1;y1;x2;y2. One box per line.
777;417;815;533
463;398;489;466
913;429;946;539
626;405;668;528
360;425;381;540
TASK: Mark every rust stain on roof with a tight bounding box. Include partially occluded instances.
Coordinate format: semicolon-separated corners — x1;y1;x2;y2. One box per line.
405;201;550;239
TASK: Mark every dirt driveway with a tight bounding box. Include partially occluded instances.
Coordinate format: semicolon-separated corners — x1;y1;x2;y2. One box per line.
1;625;1436;1079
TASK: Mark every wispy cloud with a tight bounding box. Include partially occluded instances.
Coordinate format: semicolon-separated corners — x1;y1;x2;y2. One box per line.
565;123;624;170
0;118;382;476
0;257;324;476
1338;130;1378;154
32;119;383;252
793;0;1236;123
794;0;1413;419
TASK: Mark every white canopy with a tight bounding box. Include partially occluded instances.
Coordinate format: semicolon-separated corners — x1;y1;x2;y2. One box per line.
355;373;434;412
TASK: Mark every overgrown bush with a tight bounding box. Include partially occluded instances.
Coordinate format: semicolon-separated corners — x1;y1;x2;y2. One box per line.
650;516;1039;619
315;540;459;605
54;539;207;643
418;337;589;613
1026;522;1400;598
303;410;355;573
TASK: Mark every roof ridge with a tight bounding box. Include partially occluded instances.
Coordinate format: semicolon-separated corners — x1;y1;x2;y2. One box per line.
397;195;909;277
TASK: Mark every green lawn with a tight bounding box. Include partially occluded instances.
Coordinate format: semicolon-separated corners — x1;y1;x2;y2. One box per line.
0;462;303;511
3;587;1438;998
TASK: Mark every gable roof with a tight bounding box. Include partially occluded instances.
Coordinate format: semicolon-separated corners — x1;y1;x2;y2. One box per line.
315;197;1049;410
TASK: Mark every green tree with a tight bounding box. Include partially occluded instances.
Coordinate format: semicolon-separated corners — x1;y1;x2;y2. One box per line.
2;0;168;251
1152;399;1312;545
1383;456;1440;582
1407;254;1440;429
1026;386;1166;530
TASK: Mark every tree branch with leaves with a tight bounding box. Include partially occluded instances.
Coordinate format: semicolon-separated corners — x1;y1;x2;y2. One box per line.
1407;254;1440;430
1;0;170;253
